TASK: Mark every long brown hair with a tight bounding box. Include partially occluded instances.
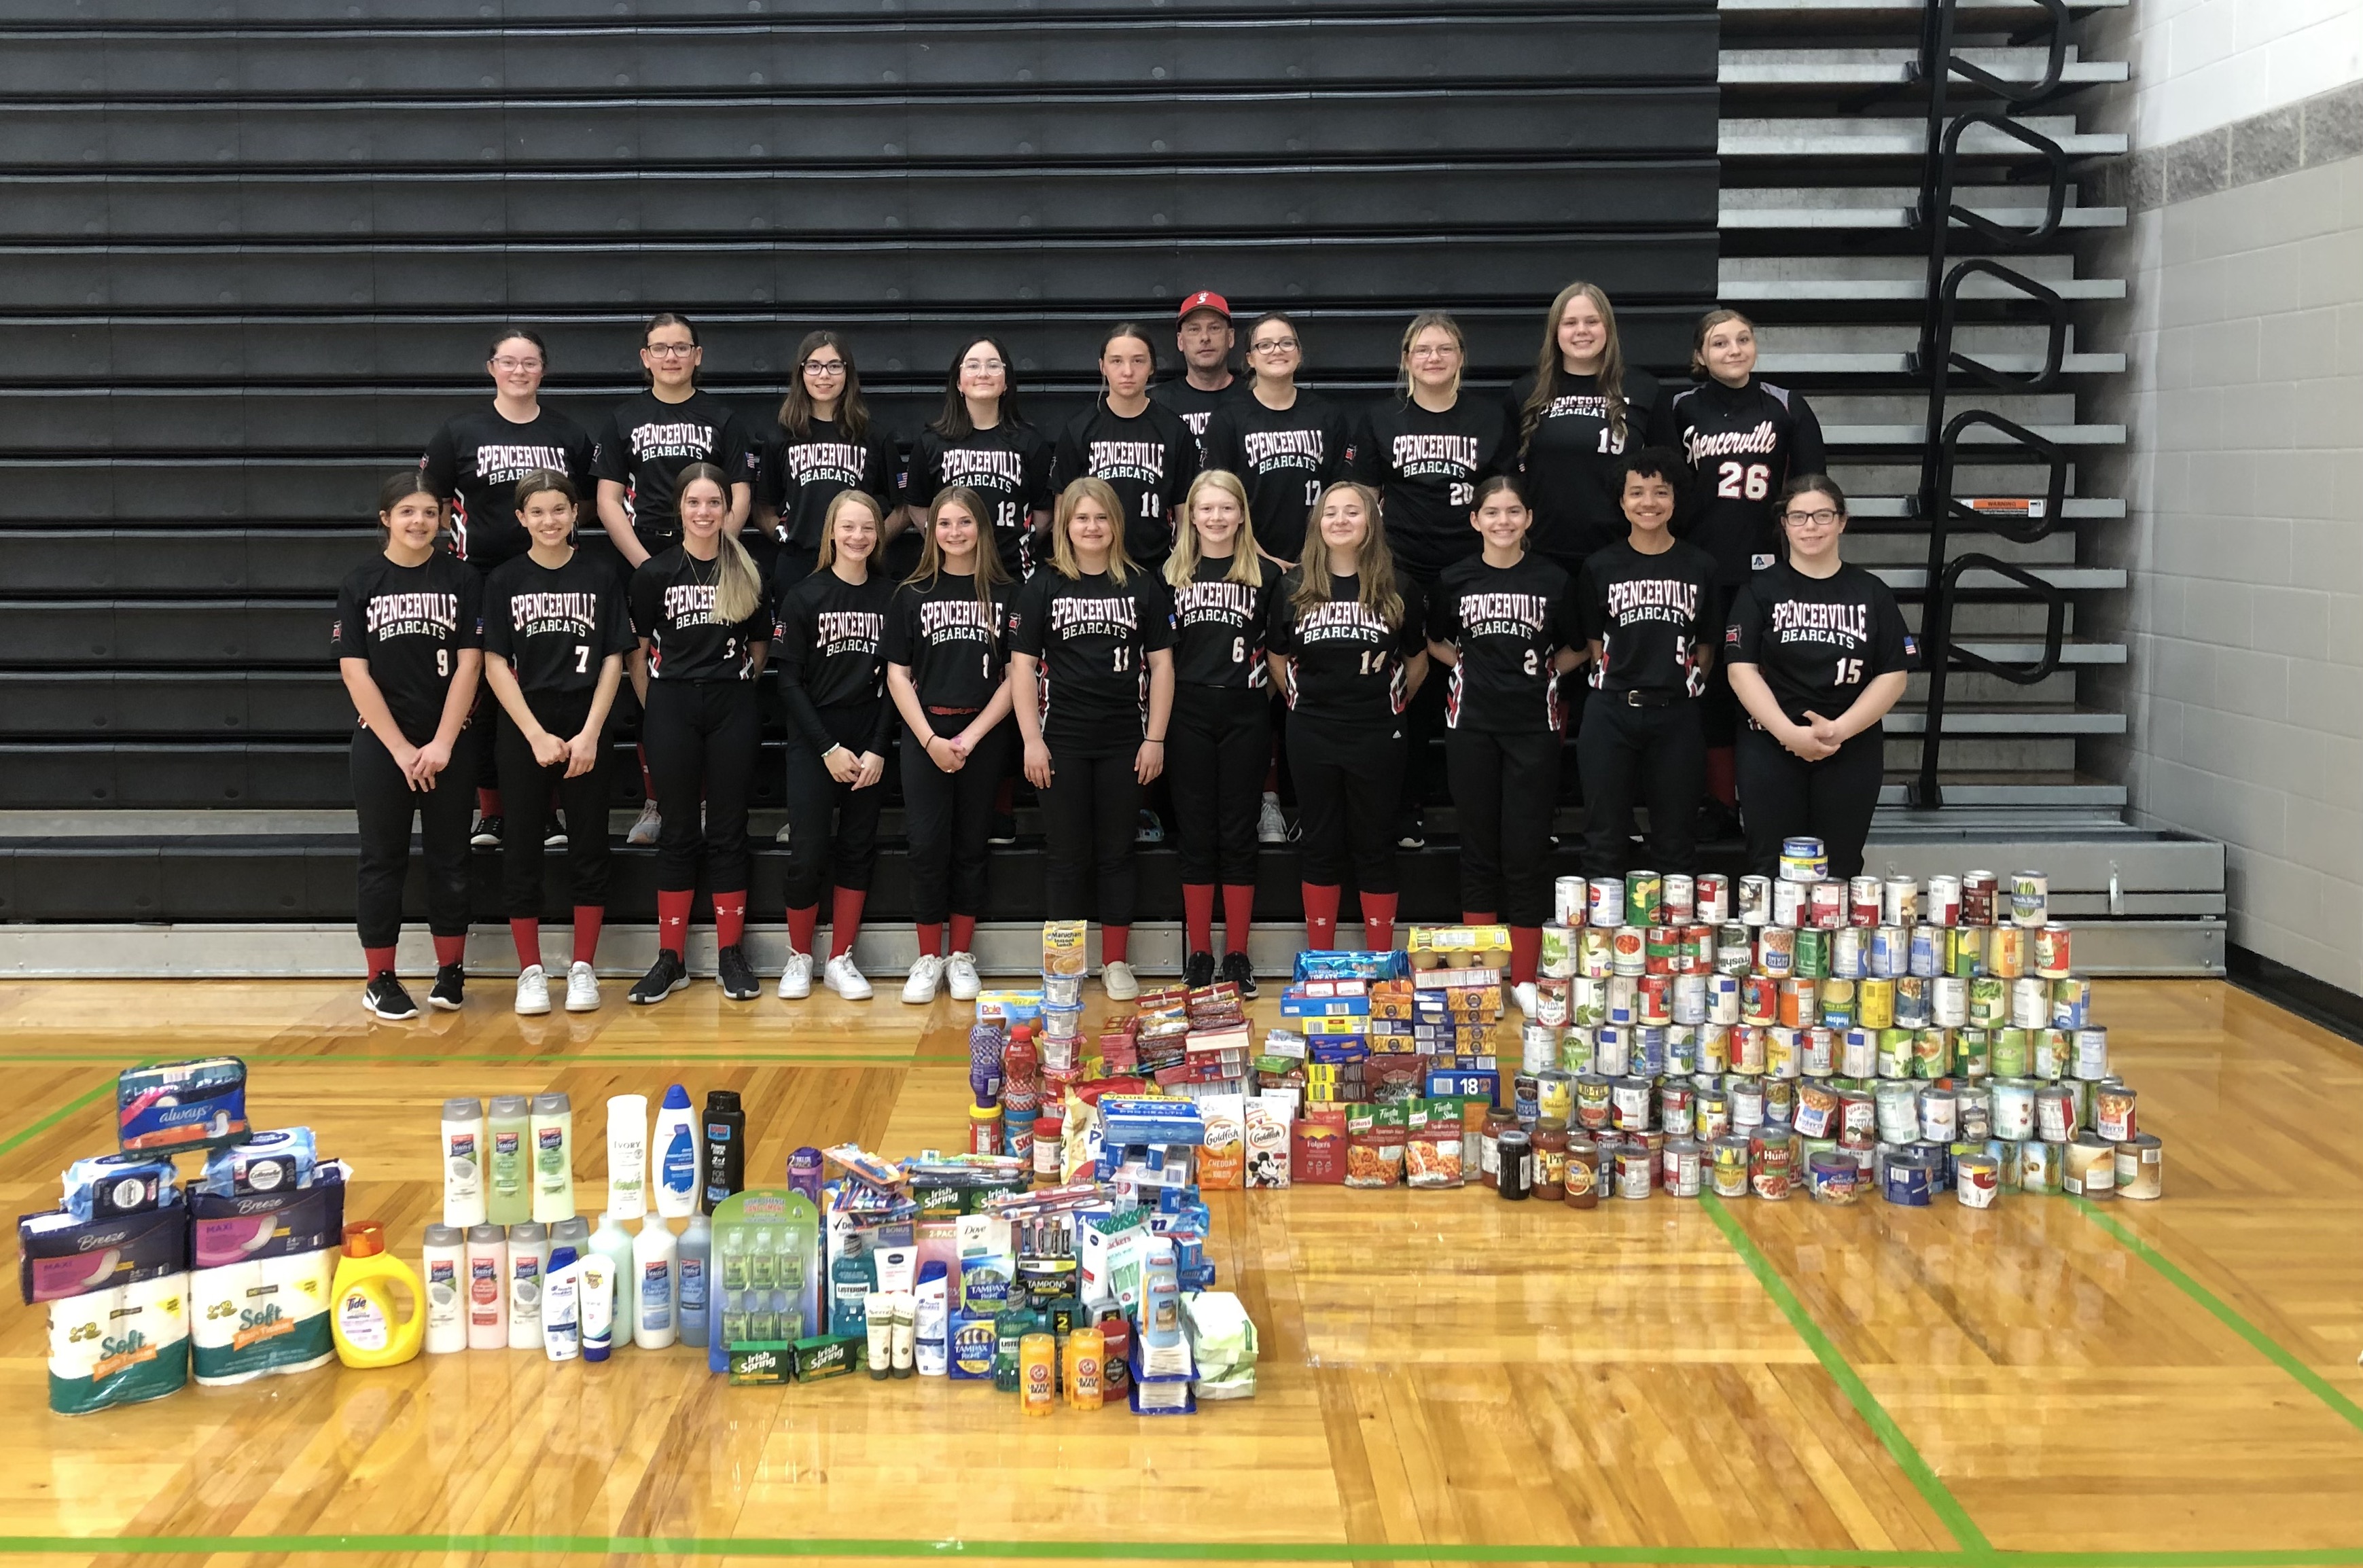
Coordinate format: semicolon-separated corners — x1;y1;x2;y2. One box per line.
905;486;1008;614
775;329;871;443
1290;481;1403;627
674;461;763;625
1519;281;1629;455
1691;308;1756;378
1049;476;1138;586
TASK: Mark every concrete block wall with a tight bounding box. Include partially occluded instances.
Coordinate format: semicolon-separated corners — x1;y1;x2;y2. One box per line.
2082;0;2363;147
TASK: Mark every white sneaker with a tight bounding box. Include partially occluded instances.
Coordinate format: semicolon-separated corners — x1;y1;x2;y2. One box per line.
946;951;982;1001
825;952;873;1000
902;954;944;1005
626;800;662;847
515;964;551;1016
1512;980;1540;1018
565;961;600;1012
1101;959;1139;1001
777;950;813;1000
1258;791;1289;844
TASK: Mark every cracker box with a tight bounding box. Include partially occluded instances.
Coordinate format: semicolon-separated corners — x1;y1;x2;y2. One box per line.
1244;1096;1292;1188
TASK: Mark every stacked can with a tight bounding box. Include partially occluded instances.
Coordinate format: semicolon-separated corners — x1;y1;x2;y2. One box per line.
1530;857;2160;1211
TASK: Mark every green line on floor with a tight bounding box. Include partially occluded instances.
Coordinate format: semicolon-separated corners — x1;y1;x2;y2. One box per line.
2072;1195;2363;1438
1702;1192;1992;1556
0;1079;113;1158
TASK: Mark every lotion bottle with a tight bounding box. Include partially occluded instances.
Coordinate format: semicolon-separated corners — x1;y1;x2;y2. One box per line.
464;1224;508;1350
605;1094;647;1222
485;1094;533;1226
529;1092;575;1223
505;1220;550;1351
588;1210;637;1349
421;1222;466;1355
440;1097;486;1228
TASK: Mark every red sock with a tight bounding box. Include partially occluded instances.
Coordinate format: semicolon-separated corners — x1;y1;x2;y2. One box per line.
637;744;657;804
1510;925;1542;985
1705;745;1737;809
572;905;603;965
1101;924;1131;965
787;904;819;955
917;922;944;959
476;787;501;819
656;889;692;959
1182;883;1215;955
363;944;398;978
1463;910;1498;925
712;891;746;950
950;913;977;955
1301;883;1340;951
1222;883;1256;957
1360;891;1398;954
830;887;866;960
510;919;540;970
433;933;466;968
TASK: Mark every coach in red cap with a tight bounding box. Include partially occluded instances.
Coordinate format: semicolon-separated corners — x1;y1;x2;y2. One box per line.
1152;290;1251;450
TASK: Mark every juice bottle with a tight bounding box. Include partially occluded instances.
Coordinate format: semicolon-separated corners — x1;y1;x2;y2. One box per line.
1019;1332;1056;1415
332;1222;425;1369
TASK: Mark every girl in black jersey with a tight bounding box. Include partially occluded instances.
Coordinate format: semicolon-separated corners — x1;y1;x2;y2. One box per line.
758;329;900;594
332;473;486;1021
1201;312;1353;569
1353;311;1512;851
625;463;772;1007
1051;324;1198;573
1164;469;1282;995
884;487;1015;1007
1268;481;1425;955
1425;476;1582;1010
1574;451;1720;883
1665;309;1828;828
1009;476;1177;1002
421;326;594;849
482;471;634;1016
901;337;1054;584
1724;477;1913;882
1505;281;1670;576
771;490;895;1005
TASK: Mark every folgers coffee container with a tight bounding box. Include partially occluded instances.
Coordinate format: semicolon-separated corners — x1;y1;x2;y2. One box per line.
1563;1136;1601;1208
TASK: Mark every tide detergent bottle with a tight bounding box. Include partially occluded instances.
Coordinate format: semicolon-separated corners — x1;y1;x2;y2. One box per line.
332;1222;426;1368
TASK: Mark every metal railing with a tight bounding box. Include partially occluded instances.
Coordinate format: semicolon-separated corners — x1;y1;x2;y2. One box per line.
1906;0;2075;808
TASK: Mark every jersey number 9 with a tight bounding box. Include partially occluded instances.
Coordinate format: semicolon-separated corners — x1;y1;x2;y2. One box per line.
436;648;449;677
1716;461;1771;501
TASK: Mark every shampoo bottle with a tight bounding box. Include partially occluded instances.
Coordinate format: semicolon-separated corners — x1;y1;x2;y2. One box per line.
505;1220;550;1351
588;1210;637;1349
542;1241;581;1362
440;1097;486;1228
676;1213;711;1349
464;1224;508;1349
332;1222;425;1369
529;1092;575;1223
421;1222;466;1355
633;1218;678;1349
605;1093;648;1222
485;1094;533;1226
913;1260;948;1376
652;1085;698;1219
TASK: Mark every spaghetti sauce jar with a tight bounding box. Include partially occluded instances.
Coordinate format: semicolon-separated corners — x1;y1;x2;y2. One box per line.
1495;1129;1533;1200
1563;1135;1601;1210
1531;1123;1569;1202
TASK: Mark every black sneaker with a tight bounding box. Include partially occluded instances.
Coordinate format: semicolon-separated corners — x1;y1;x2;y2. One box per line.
1219;950;1259;999
985;813;1017;847
469;813;503;849
716;942;760;1001
1395;813;1426;851
428;964;465;1011
1696;798;1740;842
363;972;418;1020
629;948;689;1005
544;812;568;849
1184;950;1216;989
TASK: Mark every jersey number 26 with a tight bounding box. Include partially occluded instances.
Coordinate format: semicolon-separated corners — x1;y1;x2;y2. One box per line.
1716;461;1771;501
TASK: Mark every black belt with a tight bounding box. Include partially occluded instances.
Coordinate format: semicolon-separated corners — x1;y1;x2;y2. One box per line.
1601;688;1684;709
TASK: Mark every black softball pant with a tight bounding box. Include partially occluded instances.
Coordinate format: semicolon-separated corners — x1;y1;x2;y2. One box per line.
1038;732;1143;927
1288;718;1405;893
900;711;1016;925
493;690;614;920
352;724;476;950
1737;721;1885;882
1445;726;1561;925
1169;684;1270;887
641;679;760;893
782;699;888;910
1576;696;1705;877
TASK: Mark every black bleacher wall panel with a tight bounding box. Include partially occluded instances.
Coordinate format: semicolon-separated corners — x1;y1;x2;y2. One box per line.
0;0;1719;810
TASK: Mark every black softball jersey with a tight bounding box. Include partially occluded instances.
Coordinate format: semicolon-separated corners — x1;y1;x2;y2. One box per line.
772;567;895;752
1149;376;1253;447
1576;538;1721;697
1050;402;1199;567
901;424;1056;582
1200;391;1355;565
628;548;771;682
420;406;595;571
1427;552;1578;733
1006;569;1176;739
1353;398;1511;581
1723;560;1915;725
757;417;899;552
1268;572;1427;732
332;554;485;742
482;552;635;696
591;390;756;545
1503;367;1665;568
881;573;1014;711
1169;555;1283;690
1667;377;1827;585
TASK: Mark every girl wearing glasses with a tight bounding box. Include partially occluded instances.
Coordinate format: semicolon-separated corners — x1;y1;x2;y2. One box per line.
592;313;756;571
1200;312;1353;569
902;336;1054;582
1722;477;1912;882
757;329;898;594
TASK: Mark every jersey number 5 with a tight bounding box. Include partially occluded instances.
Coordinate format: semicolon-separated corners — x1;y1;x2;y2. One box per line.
1716;461;1771;501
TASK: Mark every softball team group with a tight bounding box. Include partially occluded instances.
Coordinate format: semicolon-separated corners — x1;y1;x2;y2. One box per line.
338;285;1913;1023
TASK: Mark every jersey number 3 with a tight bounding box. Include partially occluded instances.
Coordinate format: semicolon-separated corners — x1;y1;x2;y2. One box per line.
1716;461;1771;501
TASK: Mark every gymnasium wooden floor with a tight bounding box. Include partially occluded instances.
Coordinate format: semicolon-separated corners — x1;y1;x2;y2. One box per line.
1;976;2359;1568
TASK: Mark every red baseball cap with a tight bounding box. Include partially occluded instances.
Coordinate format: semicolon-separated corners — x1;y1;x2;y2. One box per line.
1177;291;1230;322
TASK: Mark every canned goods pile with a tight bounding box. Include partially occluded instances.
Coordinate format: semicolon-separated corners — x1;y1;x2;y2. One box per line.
1490;850;2165;1210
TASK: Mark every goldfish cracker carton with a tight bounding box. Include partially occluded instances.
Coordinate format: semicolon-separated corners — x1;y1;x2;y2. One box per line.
1042;921;1089;978
1244;1097;1292;1188
1196;1096;1245;1190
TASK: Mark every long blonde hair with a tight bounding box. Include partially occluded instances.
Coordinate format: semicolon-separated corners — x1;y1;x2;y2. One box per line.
813;488;883;573
1290;481;1403;627
1165;469;1263;589
1048;476;1138;586
675;462;763;625
905;486;1008;615
1521;281;1629;455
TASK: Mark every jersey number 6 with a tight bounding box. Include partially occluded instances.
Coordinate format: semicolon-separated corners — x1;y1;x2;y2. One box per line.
1716;461;1771;501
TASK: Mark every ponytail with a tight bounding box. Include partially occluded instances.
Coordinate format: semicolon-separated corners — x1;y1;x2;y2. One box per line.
675;462;762;624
